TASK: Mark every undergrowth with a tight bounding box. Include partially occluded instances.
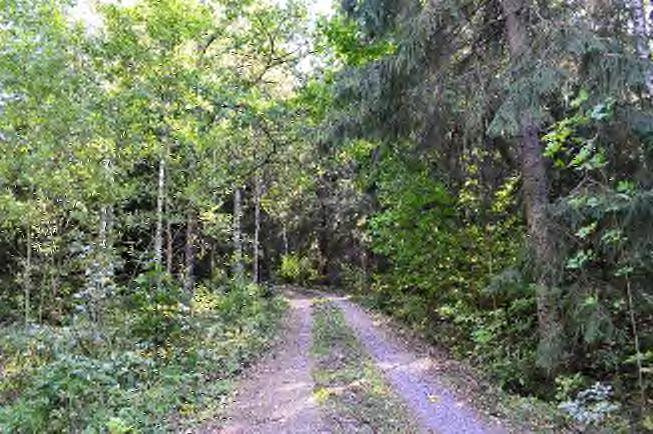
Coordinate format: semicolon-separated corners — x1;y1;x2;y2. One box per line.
0;279;285;433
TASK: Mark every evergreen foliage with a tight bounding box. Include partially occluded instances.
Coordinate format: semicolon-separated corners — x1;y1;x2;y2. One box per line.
288;0;652;428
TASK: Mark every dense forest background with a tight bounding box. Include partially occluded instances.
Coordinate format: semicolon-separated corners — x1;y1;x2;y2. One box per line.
0;0;651;431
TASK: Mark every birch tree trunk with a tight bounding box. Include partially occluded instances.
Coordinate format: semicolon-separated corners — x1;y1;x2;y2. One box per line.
253;174;261;283
630;0;653;95
500;0;564;370
232;186;244;281
99;156;114;281
154;156;166;273
98;205;114;288
282;222;289;256
91;204;114;322
99;207;109;253
24;225;32;324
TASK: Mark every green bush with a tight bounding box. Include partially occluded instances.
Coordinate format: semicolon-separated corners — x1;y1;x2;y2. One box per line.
340;263;368;294
0;280;285;433
126;272;191;347
278;253;319;285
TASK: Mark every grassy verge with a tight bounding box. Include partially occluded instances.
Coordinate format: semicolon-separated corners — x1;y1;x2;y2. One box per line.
311;299;418;433
0;282;286;433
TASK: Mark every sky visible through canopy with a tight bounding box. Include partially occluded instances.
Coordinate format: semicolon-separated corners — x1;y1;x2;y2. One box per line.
70;0;334;30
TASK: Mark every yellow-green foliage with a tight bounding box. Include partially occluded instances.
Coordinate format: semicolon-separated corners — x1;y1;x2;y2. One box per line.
278;253;320;285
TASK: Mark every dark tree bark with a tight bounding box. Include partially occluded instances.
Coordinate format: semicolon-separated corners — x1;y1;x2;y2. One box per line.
253;174;262;283
184;209;196;293
165;198;173;276
500;0;564;370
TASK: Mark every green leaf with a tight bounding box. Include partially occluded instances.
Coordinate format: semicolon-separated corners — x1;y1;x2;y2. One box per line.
575;222;597;239
566;249;593;270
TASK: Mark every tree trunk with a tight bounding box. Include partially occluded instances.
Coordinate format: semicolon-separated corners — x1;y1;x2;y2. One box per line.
630;0;653;94
184;209;196;293
154;156;166;273
99;205;114;287
24;225;32;324
500;0;564;370
316;179;331;281
232;186;244;281
253;174;261;283
166;197;173;276
625;278;646;406
81;205;114;323
98;205;114;316
99;206;109;251
282;223;289;256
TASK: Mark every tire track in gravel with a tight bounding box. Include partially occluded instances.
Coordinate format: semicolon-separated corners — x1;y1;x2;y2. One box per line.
212;290;329;434
333;296;507;434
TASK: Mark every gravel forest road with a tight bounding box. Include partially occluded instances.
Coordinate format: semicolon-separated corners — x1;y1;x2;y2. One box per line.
209;289;508;434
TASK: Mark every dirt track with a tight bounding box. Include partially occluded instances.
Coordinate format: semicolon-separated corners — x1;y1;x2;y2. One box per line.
213;291;327;433
210;290;507;434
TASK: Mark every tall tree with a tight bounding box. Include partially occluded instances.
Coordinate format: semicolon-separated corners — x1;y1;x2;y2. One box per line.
253;173;262;283
232;186;244;281
629;0;653;95
499;0;563;368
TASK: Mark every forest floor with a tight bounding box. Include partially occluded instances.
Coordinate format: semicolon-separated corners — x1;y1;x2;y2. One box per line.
205;288;563;433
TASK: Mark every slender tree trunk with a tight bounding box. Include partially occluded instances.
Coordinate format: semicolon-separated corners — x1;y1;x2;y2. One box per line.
232;186;244;281
24;225;32;325
166;198;173;276
318;206;329;279
630;0;653;96
626;278;646;406
98;205;113;290
184;209;196;292
88;154;116;323
316;179;331;280
500;0;564;370
99;205;114;286
86;204;114;323
253;174;261;283
282;223;289;256
154;156;166;273
99;207;109;250
630;0;653;95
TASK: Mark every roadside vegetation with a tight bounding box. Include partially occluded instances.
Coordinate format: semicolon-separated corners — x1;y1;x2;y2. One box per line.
311;299;418;433
0;282;284;432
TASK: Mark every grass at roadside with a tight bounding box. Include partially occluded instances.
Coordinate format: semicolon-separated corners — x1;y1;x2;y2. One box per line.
311;299;418;433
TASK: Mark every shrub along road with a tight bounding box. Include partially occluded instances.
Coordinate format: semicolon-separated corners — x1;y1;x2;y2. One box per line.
208;288;522;434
